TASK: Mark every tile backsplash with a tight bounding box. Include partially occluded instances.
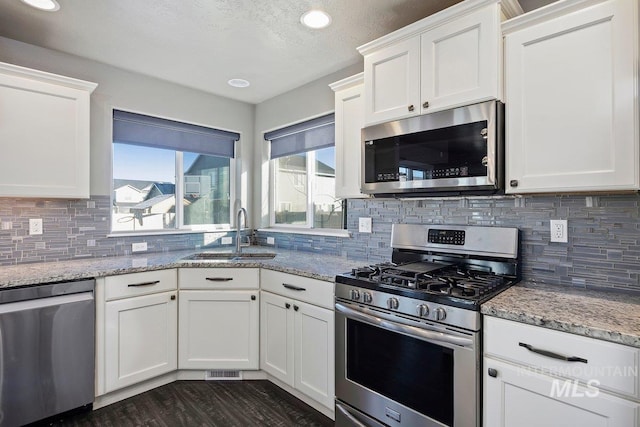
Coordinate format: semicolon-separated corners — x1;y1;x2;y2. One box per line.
259;194;640;292
3;193;640;292
0;196;233;266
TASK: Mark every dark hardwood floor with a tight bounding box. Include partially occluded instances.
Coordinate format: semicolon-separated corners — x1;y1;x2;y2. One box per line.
51;380;334;427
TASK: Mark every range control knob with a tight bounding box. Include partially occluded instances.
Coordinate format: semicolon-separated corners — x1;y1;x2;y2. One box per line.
434;307;447;321
416;304;430;318
363;291;373;304
387;297;399;310
350;289;361;301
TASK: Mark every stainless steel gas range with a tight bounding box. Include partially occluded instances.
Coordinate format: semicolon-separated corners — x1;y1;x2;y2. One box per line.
335;223;520;427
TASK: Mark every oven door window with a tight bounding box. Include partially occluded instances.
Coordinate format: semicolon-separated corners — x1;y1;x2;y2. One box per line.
346;319;454;426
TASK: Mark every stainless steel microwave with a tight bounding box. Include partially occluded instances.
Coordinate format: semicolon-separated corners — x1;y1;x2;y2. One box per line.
361;100;504;197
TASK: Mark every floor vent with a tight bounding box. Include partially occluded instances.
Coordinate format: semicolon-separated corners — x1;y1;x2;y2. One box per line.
205;370;243;380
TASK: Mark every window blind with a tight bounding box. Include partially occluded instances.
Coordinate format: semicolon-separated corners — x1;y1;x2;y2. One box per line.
113;110;238;158
265;113;334;159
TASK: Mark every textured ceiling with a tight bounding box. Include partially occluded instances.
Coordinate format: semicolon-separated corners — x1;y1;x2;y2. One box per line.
0;0;469;104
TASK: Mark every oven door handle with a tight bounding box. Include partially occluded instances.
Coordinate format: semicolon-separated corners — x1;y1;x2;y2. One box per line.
335;303;473;348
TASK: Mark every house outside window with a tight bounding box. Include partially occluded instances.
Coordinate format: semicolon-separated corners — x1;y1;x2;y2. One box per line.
111;110;237;233
266;114;344;230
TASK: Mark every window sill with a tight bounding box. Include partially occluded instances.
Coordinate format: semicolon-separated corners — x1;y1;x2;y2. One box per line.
107;228;232;238
258;227;351;238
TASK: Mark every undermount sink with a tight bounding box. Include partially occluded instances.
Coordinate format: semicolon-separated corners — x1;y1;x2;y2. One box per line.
180;251;277;262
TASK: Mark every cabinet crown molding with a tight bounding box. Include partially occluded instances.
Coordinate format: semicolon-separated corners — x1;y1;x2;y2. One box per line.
0;61;97;92
502;0;614;33
357;0;504;56
329;72;364;92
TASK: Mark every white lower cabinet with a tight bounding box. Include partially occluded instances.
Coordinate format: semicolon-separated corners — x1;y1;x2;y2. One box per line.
102;270;178;393
484;358;638;427
260;270;334;409
177;268;260;370
178;290;259;370
484;317;640;427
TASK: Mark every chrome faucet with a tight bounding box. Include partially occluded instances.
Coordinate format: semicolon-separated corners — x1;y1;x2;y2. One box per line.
236;207;250;253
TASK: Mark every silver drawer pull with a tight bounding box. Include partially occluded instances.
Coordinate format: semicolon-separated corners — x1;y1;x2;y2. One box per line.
206;277;234;282
519;342;588;364
127;280;160;287
283;283;306;291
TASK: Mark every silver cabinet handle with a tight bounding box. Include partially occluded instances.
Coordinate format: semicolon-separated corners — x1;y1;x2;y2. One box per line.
206;277;233;282
127;280;160;287
519;342;588;363
283;283;305;291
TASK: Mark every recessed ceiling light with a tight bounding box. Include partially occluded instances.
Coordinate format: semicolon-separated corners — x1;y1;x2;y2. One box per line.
20;0;60;11
300;10;332;29
228;78;250;88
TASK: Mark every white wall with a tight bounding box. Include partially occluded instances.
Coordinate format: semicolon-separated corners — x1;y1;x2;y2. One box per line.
0;36;255;220
253;62;363;227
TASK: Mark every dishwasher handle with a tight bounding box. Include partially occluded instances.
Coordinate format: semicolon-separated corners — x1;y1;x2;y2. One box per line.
0;292;94;315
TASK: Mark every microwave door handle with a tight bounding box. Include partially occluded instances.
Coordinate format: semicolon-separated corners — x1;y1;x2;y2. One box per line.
335;303;473;348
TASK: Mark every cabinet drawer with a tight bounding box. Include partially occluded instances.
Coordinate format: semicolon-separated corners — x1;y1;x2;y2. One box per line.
484;317;640;398
260;269;333;309
178;268;259;290
104;269;177;301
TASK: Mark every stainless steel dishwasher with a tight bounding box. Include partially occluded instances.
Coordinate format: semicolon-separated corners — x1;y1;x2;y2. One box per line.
0;279;95;427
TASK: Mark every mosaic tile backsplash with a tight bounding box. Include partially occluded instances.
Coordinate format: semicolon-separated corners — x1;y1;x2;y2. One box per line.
3;194;640;292
0;196;235;266
259;195;640;292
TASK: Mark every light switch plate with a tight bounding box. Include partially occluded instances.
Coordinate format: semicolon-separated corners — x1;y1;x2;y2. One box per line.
359;217;372;233
221;237;233;245
267;237;275;245
29;218;43;235
132;242;147;252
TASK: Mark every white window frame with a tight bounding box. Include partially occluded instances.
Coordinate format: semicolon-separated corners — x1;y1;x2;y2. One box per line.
109;109;237;236
269;149;336;230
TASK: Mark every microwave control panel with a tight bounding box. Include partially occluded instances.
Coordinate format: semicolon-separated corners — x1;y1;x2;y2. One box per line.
376;166;470;182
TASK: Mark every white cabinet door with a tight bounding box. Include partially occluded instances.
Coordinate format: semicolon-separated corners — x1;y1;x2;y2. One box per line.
484;358;639;427
505;0;637;193
363;37;421;125
294;300;335;409
332;75;368;199
178;290;259;370
0;62;96;198
420;3;500;113
260;291;295;386
105;291;177;392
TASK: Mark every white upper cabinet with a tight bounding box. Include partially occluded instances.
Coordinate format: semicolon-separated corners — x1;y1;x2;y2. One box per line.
420;4;500;112
0;62;97;198
362;37;421;125
504;0;638;193
359;0;511;126
330;73;369;199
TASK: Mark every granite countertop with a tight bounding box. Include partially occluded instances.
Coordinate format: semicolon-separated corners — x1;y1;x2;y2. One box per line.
0;247;362;288
482;281;640;348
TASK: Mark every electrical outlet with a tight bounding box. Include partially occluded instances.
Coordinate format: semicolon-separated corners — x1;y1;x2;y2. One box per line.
359;217;372;233
221;237;233;245
267;237;275;245
132;242;147;252
29;219;43;235
550;219;568;243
